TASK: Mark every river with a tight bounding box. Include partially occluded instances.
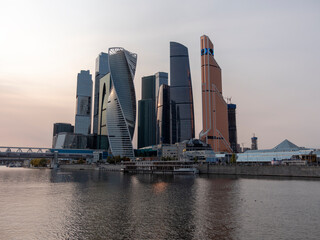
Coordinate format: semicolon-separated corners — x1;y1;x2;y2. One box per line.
0;166;319;239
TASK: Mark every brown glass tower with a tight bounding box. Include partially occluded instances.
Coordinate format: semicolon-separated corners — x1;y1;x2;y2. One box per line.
200;35;231;153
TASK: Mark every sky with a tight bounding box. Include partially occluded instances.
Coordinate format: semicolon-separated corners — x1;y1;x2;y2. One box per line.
0;0;320;149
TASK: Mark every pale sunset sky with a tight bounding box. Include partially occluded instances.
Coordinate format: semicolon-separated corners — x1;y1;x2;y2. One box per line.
0;0;319;149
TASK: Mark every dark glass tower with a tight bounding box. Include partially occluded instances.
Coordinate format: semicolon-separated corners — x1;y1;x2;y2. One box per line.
138;75;156;148
170;42;195;143
156;84;171;144
138;73;168;148
227;104;238;153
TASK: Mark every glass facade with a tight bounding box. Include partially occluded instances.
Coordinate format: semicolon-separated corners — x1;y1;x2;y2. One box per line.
75;70;92;135
138;75;156;148
228;104;238;153
156;84;171;144
138;73;168;149
105;48;137;158
170;42;195;143
53;123;74;136
138;99;153;148
200;35;231;153
97;73;111;150
93;52;109;134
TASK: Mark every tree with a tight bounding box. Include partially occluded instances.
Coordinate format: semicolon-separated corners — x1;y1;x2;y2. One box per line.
30;158;48;167
230;153;236;164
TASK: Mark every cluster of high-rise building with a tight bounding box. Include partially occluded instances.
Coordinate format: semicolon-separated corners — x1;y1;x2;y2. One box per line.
52;35;239;158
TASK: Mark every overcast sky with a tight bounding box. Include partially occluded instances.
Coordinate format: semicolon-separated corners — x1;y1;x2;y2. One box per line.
0;0;319;149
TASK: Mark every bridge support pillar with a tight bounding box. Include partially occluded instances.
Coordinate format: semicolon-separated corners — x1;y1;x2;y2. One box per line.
51;151;58;169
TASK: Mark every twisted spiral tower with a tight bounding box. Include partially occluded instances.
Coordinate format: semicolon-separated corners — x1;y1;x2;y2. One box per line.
105;47;137;157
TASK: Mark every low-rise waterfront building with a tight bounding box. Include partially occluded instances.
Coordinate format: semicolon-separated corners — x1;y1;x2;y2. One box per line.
237;139;316;164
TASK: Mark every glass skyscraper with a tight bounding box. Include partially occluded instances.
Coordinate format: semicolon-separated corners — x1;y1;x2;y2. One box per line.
98;47;137;157
97;73;111;150
228;104;238;153
93;52;109;135
138;72;168;149
156;84;171;144
200;35;231;152
74;70;92;135
170;42;195;143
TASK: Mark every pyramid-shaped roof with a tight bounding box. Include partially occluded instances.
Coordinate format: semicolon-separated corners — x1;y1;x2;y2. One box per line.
272;139;300;151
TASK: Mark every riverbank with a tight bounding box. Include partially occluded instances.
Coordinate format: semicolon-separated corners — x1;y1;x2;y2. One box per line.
198;164;320;178
59;164;97;170
58;163;320;178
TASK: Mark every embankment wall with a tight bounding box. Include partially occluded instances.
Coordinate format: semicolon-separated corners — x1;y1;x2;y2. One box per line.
198;165;320;178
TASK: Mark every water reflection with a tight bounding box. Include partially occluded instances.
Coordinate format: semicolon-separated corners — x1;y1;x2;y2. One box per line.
0;167;320;240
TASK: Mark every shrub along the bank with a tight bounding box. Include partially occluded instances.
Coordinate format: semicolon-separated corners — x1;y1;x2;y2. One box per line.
30;158;49;167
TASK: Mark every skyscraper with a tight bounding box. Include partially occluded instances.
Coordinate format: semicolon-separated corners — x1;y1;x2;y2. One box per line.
138;98;154;148
93;52;109;135
97;73;111;150
200;35;231;152
99;47;137;157
156;84;171;144
75;70;92;135
138;72;168;148
170;42;195;144
228;104;238;153
138;75;156;149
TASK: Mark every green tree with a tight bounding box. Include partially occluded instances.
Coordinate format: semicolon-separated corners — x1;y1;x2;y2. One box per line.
230;153;236;164
30;158;48;167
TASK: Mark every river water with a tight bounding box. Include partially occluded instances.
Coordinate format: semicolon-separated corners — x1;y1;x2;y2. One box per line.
0;166;319;240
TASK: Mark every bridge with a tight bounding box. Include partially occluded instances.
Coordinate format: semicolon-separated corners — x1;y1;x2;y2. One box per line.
0;146;96;167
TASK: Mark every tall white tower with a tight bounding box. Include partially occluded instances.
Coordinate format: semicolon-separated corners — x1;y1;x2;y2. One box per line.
75;70;93;135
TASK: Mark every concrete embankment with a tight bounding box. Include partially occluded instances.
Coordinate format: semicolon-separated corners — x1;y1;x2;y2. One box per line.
59;164;124;171
59;164;97;170
198;164;320;178
99;164;123;171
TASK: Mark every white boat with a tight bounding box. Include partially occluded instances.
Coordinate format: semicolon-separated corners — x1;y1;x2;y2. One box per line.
173;167;199;175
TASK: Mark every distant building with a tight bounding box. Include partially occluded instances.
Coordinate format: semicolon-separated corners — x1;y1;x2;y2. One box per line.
93;52;109;134
199;35;231;153
52;123;74;136
170;42;195;144
228;104;238;152
156;84;171;144
251;135;258;150
75;70;92;135
52;132;88;149
237;139;314;164
52;123;74;148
